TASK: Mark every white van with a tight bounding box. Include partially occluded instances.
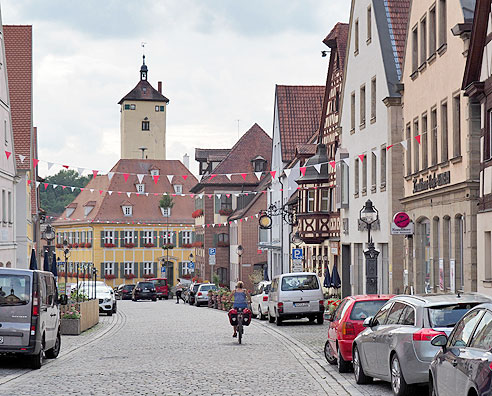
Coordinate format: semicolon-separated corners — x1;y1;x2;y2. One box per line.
267;272;324;326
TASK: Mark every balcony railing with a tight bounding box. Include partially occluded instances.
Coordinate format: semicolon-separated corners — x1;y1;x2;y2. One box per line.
297;212;340;243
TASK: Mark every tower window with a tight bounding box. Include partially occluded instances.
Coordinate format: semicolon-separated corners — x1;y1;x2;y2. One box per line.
124;104;130;110
160;106;165;112
151;169;159;176
122;206;132;216
155;106;159;112
142;121;150;131
130;104;136;110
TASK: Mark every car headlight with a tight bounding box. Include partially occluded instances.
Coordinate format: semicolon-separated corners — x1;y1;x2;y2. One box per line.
103;298;111;303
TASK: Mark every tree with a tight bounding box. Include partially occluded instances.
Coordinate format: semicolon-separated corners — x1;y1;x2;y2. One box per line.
159;195;174;211
40;170;91;216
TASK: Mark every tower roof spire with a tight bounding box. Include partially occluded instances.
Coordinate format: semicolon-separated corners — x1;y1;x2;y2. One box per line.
140;54;148;81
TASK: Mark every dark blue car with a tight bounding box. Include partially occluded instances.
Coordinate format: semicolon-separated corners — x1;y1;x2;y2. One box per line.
429;303;492;396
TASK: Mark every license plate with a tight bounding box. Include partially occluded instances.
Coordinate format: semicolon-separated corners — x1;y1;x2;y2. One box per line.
294;302;308;307
0;336;3;344
144;289;149;292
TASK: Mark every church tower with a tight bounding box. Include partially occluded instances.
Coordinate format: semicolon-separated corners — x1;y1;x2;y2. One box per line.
119;56;169;159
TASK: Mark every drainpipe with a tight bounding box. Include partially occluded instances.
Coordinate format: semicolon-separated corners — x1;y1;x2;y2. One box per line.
279;176;284;274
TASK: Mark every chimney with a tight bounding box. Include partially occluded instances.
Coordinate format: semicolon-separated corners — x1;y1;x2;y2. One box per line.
158;81;162;94
183;153;190;169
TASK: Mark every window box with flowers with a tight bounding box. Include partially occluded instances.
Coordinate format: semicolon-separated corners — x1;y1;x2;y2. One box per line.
144;243;155;248
219;208;233;216
104;243;116;248
124;242;135;248
58;271;66;278
68;244;73;249
73;243;79;248
67;272;75;278
217;241;229;248
192;241;203;248
192;209;204;218
85;243;92;248
162;244;175;250
56;244;63;248
124;273;136;280
182;243;192;248
104;274;116;280
143;273;156;279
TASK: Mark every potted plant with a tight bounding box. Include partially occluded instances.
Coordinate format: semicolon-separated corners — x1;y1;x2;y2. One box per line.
124;273;136;280
163;244;175;250
104;243;116;248
144;243;155;248
124;242;135;248
104;274;116;280
143;273;156;279
85;242;92;248
192;209;204;218
73;243;79;248
60;304;81;335
217;241;229;247
182;243;192;248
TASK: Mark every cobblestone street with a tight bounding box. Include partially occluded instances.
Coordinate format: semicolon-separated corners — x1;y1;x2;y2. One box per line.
0;301;397;396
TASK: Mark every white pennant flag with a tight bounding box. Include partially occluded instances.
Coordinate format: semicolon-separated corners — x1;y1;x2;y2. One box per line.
255;213;259;218
234;220;238;224
107;172;115;181
342;158;350;166
90;189;94;193
36;181;40;188
47;162;54;170
71;187;75;192
18;154;25;163
284;169;291;178
77;168;84;176
199;194;203;199
245;217;248;221
212;224;215;227
372;148;379;157
234;194;239;197
314;164;322;174
225;174;232;180
223;222;227;226
255;172;262;180
137;174;145;183
166;175;173;184
145;193;149;197
202;224;205;228
53;184;58;189
400;140;408;150
108;191;113;195
127;192;131;198
217;194;221;199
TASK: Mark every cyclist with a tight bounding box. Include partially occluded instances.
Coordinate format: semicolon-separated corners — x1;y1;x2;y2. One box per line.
230;281;250;338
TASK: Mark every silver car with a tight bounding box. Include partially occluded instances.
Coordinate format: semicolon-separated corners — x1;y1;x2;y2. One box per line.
352;293;492;396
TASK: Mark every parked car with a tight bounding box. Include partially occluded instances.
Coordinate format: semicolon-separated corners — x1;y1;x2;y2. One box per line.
195;284;217;306
184;282;201;305
0;268;68;369
251;281;271;320
429;302;492;396
325;294;393;373
79;283;117;315
267;272;324;326
352;293;492;396
116;284;135;300
148;278;168;300
132;281;157;301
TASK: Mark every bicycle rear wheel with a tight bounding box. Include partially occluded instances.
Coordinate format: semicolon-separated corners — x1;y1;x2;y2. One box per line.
238;325;243;344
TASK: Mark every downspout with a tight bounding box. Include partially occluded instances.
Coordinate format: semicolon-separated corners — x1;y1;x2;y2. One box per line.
279;176;284;274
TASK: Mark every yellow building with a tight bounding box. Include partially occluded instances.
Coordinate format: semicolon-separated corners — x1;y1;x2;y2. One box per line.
53;159;197;289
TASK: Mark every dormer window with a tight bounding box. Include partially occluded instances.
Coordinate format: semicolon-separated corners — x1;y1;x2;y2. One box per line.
66;203;77;217
251;155;267;172
174;185;182;194
66;208;75;217
151;169;159;177
122;206;133;216
136;184;145;193
84;206;94;216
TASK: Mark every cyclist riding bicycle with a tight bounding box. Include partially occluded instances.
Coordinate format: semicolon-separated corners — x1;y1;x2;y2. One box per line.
230;281;250;338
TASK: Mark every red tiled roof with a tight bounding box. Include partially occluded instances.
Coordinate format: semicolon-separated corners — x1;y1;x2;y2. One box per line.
323;22;349;70
4;25;32;171
296;144;317;156
386;0;411;69
276;85;324;163
118;79;169;104
54;159;197;225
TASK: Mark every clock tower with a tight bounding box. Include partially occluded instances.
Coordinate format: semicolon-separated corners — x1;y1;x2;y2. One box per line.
118;56;169;160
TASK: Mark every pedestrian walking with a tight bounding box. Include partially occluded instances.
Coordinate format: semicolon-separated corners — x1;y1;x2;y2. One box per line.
175;279;185;304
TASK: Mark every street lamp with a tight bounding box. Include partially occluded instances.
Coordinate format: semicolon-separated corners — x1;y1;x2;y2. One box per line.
291;231;302;247
62;240;71;297
237;245;244;282
359;200;379;294
43;224;55;269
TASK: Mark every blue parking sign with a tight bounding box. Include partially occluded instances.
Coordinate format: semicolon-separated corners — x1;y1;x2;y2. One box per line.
161;266;166;273
208;248;216;256
292;248;303;260
189;262;195;270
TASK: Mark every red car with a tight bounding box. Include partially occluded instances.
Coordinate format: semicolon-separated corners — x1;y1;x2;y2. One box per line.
325;294;393;373
148;278;169;300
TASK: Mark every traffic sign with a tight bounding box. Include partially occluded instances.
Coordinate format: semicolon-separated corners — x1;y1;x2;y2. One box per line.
161;266;166;273
391;212;414;235
209;256;216;266
292;248;303;260
189;261;195;270
208;248;216;256
292;259;303;272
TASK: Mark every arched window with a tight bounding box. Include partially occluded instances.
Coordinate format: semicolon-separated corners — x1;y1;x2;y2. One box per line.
455;215;464;291
417;218;431;294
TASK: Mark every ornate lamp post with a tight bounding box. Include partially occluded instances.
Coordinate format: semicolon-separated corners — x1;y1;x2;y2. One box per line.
236;245;244;282
359;200;379;294
62;239;71;296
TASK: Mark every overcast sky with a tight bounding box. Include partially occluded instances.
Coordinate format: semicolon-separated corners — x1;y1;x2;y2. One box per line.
2;1;349;177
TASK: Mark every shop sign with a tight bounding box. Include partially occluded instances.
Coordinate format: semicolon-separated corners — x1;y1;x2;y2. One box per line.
413;171;451;194
330;241;339;255
391;212;414;235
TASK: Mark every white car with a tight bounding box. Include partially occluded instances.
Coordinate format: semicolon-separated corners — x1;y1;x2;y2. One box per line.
79;283;116;316
195;283;217;306
251;281;271;320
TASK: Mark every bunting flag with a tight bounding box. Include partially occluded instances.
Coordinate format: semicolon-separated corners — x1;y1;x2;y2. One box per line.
216;194;221;199
314;164;322;173
123;173;130;182
126;192;131;198
36;181;40;188
53;184;58;189
62;165;69;169
92;170;98;178
182;175;188;181
27;180;31;186
342;158;350;166
358;154;365;162
4;151;11;159
43;183;48;190
400;140;408;150
18;154;25;163
270;171;276;179
90;189;94;193
255;172;262;180
99;190;104;195
71;187;75;192
33;159;39;168
108;191;113;195
329;161;336;169
300;167;306;176
47;162;54;170
386;145;394;151
152;175;160;184
77;167;84;176
284;168;291;178
209;174;217;180
241;173;247;181
136;174;144;183
225;174;232;180
107;172;115;181
415;135;421;144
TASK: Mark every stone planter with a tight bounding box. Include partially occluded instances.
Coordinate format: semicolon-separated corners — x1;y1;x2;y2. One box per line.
60;318;81;335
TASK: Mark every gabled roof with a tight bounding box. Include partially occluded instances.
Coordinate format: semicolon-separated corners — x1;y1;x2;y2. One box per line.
323;22;349;70
118;79;169;104
276;85;324;163
190;123;272;191
4;25;32;170
54;159;197;225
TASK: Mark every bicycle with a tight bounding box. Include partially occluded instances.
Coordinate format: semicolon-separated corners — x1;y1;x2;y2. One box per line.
236;308;244;344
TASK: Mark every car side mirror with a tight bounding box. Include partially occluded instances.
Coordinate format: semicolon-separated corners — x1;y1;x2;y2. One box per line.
363;316;374;328
431;334;448;351
57;294;68;305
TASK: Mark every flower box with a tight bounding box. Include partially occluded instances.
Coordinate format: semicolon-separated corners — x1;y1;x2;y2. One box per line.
124;273;136;279
192;241;203;248
104;274;116;280
143;273;155;279
104;243;116;248
124;243;135;248
68;244;73;248
85;243;92;248
60;318;81;335
192;209;204;218
217;241;229;247
144;243;155;248
56;244;62;248
163;244;175;250
58;271;66;277
182;243;192;248
219;208;233;216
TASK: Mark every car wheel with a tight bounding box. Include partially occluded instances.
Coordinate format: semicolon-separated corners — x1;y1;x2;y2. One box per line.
258;306;265;320
164;296;169;300
317;314;324;325
308;315;316;323
324;341;337;365
337;346;351;373
152;298;157;302
275;311;282;326
353;345;372;384
429;373;436;396
112;304;117;314
45;332;61;359
30;341;44;369
268;309;275;323
391;354;411;396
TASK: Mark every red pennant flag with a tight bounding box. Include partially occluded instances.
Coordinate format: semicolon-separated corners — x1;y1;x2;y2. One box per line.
358;154;365;162
62;186;66;190
209;174;217;180
118;191;122;195
43;183;48;190
208;194;213;199
4;151;11;159
415;135;421;144
27;180;32;186
240;218;243;223
123;173;129;182
386;145;394;151
182;175;188;181
92;170;98;178
226;194;231;198
33;159;39;167
190;194;194;198
241;173;247;181
270;171;276;179
330;161;336;169
99;190;103;195
154;193;159;196
80;188;84;192
62;165;69;169
153;175;160;184
300;167;306;176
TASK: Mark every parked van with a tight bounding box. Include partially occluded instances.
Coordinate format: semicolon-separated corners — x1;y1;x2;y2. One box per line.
267;272;324;326
0;268;67;369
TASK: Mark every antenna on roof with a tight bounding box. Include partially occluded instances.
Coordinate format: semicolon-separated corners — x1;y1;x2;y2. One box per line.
236;119;240;139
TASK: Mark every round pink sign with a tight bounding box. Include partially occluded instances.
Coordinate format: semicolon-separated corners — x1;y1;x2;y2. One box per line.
393;212;410;228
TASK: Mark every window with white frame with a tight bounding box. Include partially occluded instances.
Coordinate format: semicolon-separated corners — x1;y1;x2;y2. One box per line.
182;262;193;275
151;169;159;176
143;262;153;275
123;230;134;244
122;206;132;216
104;231;115;244
74;232;79;244
81;231;86;243
163;231;173;244
88;231;93;244
68;232;73;244
161;207;171;217
321;190;329;212
84;206;94;216
63;232;67;243
124;262;134;275
307;190;315;212
104;262;115;275
182;231;192;245
136;184;145;193
174;185;182;194
143;231;153;244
